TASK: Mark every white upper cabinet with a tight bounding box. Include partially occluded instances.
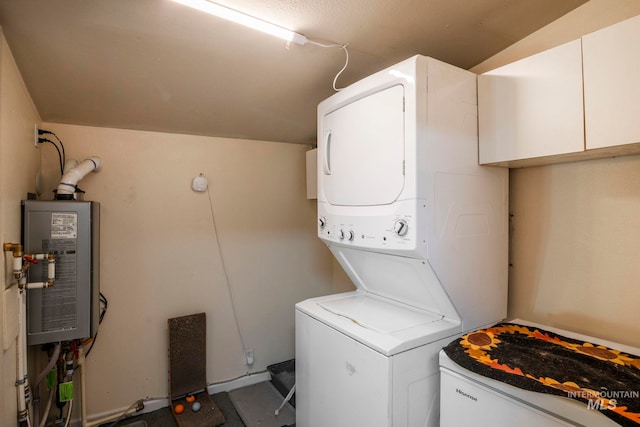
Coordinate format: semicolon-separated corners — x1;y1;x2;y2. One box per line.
583;15;640;150
478;14;640;167
478;39;585;166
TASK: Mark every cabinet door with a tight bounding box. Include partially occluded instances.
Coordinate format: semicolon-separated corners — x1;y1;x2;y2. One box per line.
583;15;640;150
478;39;585;165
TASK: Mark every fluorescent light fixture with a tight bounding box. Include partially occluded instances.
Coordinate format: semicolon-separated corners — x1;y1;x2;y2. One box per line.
172;0;308;45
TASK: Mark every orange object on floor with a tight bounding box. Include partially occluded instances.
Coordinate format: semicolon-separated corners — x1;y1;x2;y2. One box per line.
168;313;225;427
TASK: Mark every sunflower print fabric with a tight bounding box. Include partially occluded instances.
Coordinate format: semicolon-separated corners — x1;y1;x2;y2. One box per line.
443;323;640;426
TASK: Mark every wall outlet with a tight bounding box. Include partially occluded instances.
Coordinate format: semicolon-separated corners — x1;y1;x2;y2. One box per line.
245;348;254;366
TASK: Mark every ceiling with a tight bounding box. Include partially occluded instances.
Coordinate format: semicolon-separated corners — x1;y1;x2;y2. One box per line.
0;0;588;145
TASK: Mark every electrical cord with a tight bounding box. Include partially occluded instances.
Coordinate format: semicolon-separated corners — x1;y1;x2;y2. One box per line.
204;185;249;366
37;138;64;175
99;292;108;323
38;129;66;169
307;39;350;91
74;292;107;366
82;293;107;359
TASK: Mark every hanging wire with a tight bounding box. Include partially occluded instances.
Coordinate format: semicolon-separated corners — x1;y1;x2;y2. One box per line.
307;39;350;91
45;131;66;169
73;292;108;369
204;182;249;367
37;130;66;175
38;138;64;175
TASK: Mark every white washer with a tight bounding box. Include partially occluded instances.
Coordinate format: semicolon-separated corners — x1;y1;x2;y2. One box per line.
296;292;458;427
439;320;640;427
296;55;509;427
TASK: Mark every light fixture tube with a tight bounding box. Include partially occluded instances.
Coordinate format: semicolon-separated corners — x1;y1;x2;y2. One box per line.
172;0;307;45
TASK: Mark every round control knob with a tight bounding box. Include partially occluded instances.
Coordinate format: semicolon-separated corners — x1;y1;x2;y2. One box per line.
347;230;355;241
394;219;409;236
319;217;327;229
339;229;345;240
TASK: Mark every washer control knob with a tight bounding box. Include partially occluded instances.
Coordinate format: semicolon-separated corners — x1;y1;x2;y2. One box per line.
319;217;327;229
347;230;355;241
394;219;409;236
339;229;345;240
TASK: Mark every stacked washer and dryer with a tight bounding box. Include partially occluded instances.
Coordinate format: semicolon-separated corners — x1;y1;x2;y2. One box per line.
295;55;509;427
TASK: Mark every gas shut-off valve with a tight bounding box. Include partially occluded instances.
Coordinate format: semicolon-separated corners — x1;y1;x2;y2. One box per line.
3;243;55;289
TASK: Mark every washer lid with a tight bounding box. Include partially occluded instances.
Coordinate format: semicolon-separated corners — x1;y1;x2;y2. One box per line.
297;291;461;355
318;293;441;334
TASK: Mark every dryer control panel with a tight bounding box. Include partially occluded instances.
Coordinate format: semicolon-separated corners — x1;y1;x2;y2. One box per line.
318;199;427;259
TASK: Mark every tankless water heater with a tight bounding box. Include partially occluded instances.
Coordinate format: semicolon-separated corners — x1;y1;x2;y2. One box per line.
22;200;100;345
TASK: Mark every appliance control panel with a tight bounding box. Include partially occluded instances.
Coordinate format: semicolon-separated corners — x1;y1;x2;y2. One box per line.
318;199;428;258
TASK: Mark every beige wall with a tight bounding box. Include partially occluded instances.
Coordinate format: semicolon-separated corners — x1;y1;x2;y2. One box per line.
0;33;42;426
473;0;640;347
4;0;640;422
508;157;640;346
36;123;336;416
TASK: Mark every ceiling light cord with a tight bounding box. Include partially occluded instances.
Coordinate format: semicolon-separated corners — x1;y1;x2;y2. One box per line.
307;39;349;91
172;0;350;91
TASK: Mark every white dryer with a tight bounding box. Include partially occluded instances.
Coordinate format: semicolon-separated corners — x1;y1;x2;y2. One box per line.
439;320;640;427
295;55;509;426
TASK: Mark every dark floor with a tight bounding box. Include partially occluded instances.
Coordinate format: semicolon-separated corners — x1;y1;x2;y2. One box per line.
105;392;245;427
104;361;296;427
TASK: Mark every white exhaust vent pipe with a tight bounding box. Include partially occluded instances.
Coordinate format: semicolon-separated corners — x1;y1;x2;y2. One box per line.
55;156;102;199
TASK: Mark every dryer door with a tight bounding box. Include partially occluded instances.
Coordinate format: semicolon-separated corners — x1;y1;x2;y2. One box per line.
320;84;405;206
